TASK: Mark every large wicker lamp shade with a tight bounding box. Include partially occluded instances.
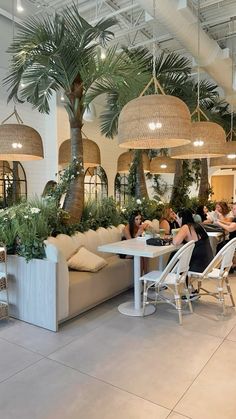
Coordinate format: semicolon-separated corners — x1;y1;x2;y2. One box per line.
170;121;226;159
150;156;176;174
210;141;236;168
0;124;43;160
118;95;191;149
117;151;150;173
59;138;101;168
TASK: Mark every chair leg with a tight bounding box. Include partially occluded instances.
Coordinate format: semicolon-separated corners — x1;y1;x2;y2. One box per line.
182;284;193;314
217;279;226;315
142;280;148;316
175;284;183;325
225;277;235;307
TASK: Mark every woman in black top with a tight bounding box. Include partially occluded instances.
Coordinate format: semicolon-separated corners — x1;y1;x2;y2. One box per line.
173;208;213;273
159;207;180;234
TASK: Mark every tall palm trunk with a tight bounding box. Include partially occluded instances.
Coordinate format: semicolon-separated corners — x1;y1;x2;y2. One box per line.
170;159;183;205
62;78;85;224
198;158;209;204
135;150;148;199
63;125;84;224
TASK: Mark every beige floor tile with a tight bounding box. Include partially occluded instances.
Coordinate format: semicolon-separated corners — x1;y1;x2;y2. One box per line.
226;323;236;341
167;413;191;419
175;340;236;419
0;337;42;382
0;358;170;419
181;300;236;338
49;313;222;409
0;318;78;355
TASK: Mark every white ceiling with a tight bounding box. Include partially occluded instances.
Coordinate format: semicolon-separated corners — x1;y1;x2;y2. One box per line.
0;0;236;100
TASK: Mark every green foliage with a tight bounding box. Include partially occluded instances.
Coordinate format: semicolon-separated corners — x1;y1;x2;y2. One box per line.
79;197;123;231
120;197;164;223
0;197;73;261
150;174;169;200
49;158;84;204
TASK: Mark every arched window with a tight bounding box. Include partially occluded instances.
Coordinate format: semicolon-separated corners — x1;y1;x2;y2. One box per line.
0;161;27;208
114;173;129;206
84;166;108;201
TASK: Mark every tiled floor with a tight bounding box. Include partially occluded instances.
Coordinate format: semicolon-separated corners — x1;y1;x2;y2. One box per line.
1;277;236;418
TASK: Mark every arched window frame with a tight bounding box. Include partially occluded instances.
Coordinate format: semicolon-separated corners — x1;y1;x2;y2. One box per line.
114;173;129;206
84;166;108;201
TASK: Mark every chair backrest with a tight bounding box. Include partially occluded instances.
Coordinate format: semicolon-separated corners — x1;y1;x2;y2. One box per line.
159;241;195;285
200;237;236;277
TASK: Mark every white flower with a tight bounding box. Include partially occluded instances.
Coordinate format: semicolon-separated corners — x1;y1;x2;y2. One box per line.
121;208;126;213
24;215;29;219
158;200;164;205
71;175;75;179
136;199;141;204
30;207;41;214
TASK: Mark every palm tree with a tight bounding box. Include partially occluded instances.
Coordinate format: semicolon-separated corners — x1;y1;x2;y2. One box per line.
4;5;150;223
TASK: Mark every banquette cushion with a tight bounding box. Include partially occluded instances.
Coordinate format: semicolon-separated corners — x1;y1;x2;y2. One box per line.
67;246;108;272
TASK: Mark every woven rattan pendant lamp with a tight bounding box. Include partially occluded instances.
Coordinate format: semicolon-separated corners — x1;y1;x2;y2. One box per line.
59;137;101;169
171;120;226;159
150;155;176;174
170;1;226;160
117;151;150;173
210;141;236;169
117;0;191;150
0;108;43;160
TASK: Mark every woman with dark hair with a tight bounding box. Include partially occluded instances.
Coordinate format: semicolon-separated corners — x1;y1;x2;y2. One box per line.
172;208;213;299
122;210;148;273
196;204;208;222
123;210;148;239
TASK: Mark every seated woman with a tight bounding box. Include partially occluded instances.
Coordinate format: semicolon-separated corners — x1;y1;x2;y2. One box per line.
159;207;180;235
123;211;148;239
204;201;233;224
122;210;148;273
196;204;209;222
172;208;213;299
215;202;236;256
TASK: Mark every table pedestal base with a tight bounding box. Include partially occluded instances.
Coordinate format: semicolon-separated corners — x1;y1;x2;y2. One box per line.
118;301;156;317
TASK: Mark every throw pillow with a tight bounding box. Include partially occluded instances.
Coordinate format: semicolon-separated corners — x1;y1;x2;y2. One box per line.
67;246;108;272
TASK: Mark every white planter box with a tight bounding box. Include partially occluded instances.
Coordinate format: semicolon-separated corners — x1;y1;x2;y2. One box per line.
7;255;58;331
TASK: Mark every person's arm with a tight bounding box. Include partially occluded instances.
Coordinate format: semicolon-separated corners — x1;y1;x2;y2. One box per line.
172;224;188;245
123;224;132;240
215;220;236;233
159;219;170;234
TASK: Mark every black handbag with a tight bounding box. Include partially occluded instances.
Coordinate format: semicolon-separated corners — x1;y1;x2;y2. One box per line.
146;238;172;246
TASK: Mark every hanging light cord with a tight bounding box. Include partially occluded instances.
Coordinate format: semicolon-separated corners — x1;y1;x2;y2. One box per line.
191;0;209;121
1;107;23;125
229;18;235;142
139;0;165;97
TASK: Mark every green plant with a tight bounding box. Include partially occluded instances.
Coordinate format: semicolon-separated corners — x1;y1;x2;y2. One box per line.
79;197;123;231
120;197;164;223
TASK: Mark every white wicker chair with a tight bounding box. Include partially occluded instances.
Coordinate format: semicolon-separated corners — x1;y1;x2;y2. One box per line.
140;241;195;325
188;237;236;314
